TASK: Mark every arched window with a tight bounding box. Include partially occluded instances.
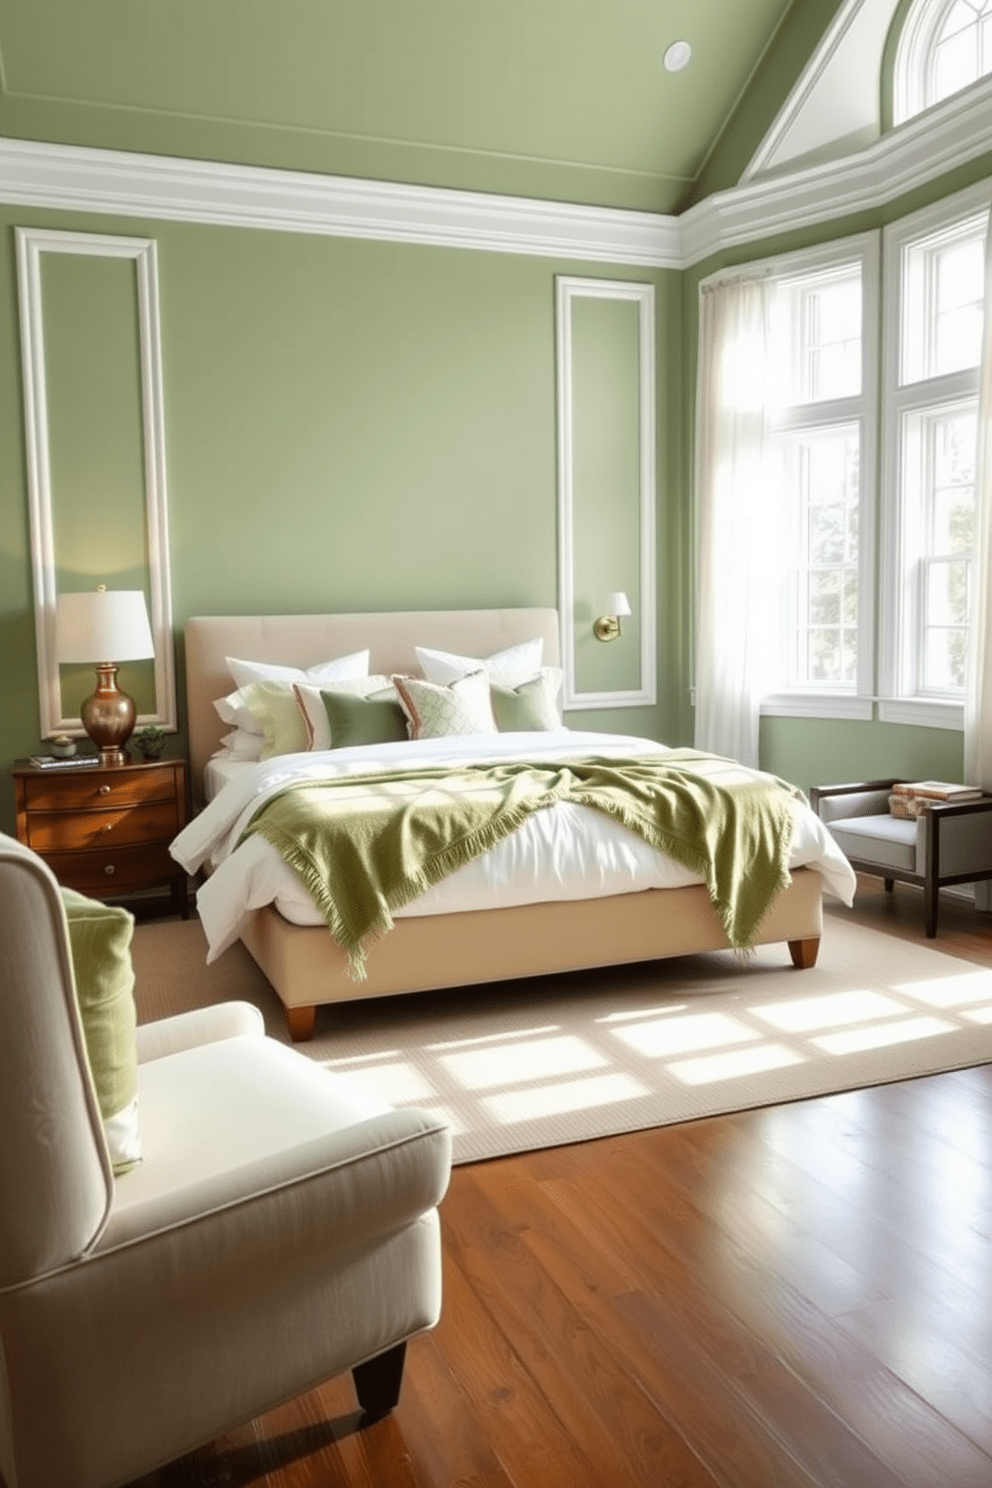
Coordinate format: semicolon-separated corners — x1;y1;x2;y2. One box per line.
894;0;992;124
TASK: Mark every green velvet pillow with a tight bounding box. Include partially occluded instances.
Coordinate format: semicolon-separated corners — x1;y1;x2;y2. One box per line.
320;686;409;749
491;668;563;732
61;888;142;1175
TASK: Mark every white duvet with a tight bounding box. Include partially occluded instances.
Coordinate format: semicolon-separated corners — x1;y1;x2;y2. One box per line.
170;729;857;963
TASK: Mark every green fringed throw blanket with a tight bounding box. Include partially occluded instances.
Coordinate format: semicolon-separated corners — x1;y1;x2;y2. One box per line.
240;750;801;980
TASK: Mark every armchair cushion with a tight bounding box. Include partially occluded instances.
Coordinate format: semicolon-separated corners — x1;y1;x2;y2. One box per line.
823;814;919;874
61;888;142;1175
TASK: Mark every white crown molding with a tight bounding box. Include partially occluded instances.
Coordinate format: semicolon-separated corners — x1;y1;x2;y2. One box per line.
680;81;992;267
1;78;990;273
0;136;684;268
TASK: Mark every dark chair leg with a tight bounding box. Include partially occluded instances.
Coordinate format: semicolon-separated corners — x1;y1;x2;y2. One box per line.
353;1340;407;1420
883;877;894;892
924;880;939;938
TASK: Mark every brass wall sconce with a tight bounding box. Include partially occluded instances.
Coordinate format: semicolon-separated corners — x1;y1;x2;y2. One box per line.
593;591;632;642
56;586;155;765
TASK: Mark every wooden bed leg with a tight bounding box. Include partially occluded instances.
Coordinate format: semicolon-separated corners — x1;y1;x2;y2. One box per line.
285;1003;317;1042
788;937;820;970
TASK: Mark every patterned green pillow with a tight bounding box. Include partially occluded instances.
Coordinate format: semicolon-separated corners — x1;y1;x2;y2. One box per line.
60;888;141;1175
393;669;498;739
491;668;563;731
320;686;409;749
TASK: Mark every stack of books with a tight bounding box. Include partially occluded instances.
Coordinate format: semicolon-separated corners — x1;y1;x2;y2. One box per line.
889;780;983;818
29;754;100;770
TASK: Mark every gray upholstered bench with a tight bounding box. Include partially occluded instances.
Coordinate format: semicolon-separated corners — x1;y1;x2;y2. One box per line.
810;778;992;938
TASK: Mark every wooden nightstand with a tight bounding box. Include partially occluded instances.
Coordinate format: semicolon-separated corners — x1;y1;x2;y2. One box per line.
13;755;189;917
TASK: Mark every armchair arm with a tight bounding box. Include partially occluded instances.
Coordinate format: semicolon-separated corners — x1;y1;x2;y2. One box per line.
98;1104;451;1252
810;780;902;824
135;1002;265;1064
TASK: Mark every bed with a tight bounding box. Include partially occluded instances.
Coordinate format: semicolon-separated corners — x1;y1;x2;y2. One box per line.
176;607;856;1040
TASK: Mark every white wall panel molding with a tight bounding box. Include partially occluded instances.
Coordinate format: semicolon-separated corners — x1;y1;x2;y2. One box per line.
0;137;683;268
16;226;176;737
556;276;657;710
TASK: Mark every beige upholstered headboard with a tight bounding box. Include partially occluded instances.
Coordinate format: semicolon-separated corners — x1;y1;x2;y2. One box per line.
184;607;562;799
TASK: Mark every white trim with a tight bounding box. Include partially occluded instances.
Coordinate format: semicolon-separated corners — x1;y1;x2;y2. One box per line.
555;276;657;711
878;697;964;728
15;226;177;737
680;80;992;267
761;693;875;720
0;137;683;269
743;0;870;182
0;88;991;272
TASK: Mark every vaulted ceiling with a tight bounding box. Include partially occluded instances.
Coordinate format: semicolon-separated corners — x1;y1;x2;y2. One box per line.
0;0;848;213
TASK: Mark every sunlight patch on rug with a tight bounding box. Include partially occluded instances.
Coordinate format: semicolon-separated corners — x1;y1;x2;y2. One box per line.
131;913;992;1164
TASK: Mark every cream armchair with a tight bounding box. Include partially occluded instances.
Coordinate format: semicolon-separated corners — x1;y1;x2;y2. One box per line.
0;833;452;1488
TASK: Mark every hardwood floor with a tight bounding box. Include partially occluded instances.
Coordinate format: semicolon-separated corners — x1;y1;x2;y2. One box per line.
135;878;992;1488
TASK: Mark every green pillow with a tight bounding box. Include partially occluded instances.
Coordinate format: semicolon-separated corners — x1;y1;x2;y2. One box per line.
61;888;141;1175
241;679;309;758
321;687;409;749
491;670;562;732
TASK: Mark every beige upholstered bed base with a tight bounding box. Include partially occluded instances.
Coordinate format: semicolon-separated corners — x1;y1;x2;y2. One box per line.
184;608;823;1041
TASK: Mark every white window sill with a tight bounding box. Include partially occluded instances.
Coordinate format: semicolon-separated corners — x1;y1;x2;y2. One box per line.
877;697;963;730
760;692;873;721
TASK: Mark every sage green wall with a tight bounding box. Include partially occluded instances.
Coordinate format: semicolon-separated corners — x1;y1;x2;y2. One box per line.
0;205;681;833
679;152;992;793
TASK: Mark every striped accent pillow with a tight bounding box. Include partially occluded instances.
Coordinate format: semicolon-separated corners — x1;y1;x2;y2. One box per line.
393;669;498;739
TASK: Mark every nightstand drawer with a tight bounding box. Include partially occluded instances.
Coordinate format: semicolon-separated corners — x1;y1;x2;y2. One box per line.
25;800;181;853
43;843;180;896
20;768;179;813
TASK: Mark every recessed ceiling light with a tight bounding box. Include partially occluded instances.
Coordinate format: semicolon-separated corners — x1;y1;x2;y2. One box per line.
664;40;692;72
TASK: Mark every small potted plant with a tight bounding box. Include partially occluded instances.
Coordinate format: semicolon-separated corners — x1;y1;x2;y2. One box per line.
133;725;166;760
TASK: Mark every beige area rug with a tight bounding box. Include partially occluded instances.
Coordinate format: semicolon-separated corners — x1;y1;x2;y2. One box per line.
131;916;992;1165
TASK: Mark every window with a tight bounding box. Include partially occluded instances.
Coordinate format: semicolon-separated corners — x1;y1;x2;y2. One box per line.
894;0;992;124
879;186;989;727
761;238;878;719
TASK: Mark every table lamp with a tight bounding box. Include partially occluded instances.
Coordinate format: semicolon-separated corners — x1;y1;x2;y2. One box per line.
55;587;155;765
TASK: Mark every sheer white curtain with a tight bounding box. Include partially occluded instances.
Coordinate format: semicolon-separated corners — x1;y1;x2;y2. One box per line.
694;274;783;768
964;210;992;793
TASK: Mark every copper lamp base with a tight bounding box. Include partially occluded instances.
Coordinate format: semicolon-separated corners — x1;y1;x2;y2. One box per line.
80;663;137;766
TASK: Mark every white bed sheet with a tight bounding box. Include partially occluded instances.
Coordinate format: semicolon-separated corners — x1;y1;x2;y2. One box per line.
172;730;856;963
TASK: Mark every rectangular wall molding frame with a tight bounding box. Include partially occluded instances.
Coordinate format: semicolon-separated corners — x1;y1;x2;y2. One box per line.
556;275;657;710
16;226;176;738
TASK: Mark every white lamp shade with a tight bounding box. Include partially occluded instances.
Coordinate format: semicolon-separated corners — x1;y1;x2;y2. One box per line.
56;590;155;664
606;591;632;619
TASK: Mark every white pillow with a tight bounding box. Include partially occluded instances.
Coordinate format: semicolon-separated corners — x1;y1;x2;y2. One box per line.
213;689;264;733
294;676;397;750
415;638;544;688
213;728;265;761
225;650;370;689
393;670;498;740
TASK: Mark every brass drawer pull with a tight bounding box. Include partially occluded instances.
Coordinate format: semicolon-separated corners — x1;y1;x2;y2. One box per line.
99;784;111;795
104;864;116;876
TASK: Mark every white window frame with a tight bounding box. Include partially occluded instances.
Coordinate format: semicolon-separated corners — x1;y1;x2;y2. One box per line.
878;180;991;731
758;233;879;722
894;0;992;124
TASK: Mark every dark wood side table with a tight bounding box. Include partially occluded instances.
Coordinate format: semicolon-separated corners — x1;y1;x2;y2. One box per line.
13;755;189;918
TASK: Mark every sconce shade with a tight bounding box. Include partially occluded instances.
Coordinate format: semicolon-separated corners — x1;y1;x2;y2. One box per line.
56;589;155;664
55;590;155;765
606;592;632;620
